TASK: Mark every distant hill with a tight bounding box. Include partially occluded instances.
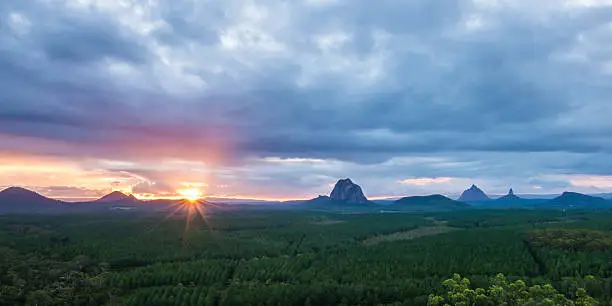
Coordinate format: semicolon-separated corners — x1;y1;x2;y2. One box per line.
0;187;66;213
0;187;57;203
206;197;278;205
372;199;398;205
507;193;558;200
547;192;610;208
458;185;490;201
497;188;521;201
303;195;377;211
592;193;612;199
307;195;342;206
94;191;140;204
392;194;469;211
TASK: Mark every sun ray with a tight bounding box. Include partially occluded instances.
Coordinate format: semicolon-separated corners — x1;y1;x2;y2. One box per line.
151;187;220;240
193;199;214;232
184;204;194;235
163;203;186;222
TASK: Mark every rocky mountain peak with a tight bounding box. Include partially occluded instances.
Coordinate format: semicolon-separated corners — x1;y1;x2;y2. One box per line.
329;178;368;204
498;188;521;201
458;184;490;202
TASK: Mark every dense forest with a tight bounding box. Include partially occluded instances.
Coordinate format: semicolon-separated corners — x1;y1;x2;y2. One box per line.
0;209;610;305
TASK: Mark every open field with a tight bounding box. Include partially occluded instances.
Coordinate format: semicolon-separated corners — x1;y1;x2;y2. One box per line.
362;223;457;246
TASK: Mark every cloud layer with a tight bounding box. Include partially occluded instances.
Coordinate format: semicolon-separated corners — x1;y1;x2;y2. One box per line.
2;0;612;199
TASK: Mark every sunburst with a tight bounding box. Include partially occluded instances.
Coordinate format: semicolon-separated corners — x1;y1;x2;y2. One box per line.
147;192;221;240
163;189;219;234
179;188;202;202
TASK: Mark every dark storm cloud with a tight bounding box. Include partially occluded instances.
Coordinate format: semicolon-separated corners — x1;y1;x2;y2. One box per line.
40;15;149;64
1;0;612;195
0;1;156;144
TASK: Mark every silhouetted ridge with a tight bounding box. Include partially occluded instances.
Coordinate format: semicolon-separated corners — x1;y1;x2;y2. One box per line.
0;187;55;201
329;178;368;204
458;184;490;201
394;194;469;208
308;195;336;205
0;187;62;210
548;192;609;207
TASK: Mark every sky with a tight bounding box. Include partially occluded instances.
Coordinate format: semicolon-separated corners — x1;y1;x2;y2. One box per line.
1;0;612;201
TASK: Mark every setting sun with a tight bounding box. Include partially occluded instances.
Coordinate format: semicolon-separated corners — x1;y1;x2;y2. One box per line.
178;188;202;202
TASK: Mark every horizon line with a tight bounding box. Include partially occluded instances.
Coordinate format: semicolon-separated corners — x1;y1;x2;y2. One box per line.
1;186;609;203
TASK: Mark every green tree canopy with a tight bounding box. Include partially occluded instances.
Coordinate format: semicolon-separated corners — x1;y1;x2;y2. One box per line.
428;274;598;306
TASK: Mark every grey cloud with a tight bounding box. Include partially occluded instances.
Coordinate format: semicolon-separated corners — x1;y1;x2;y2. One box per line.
1;0;612;196
207;151;612;198
40;16;149;64
153;1;223;46
132;181;176;195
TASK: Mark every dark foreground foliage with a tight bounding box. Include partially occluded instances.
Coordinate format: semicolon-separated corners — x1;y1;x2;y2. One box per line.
428;274;597;306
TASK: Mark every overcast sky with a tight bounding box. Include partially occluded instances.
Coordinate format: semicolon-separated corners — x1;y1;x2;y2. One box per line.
2;0;612;200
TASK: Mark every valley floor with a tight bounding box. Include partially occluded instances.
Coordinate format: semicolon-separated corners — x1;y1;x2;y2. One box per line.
1;208;611;305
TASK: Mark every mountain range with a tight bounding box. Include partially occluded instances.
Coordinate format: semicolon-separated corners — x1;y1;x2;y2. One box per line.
1;179;611;214
0;188;155;214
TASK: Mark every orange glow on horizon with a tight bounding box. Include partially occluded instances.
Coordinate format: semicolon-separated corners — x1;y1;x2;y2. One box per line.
129;191;312;202
198;194;309;202
178;188;203;202
125;193;308;202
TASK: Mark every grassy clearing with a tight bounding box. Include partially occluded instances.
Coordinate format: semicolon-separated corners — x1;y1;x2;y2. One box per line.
310;220;346;225
362;225;458;246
